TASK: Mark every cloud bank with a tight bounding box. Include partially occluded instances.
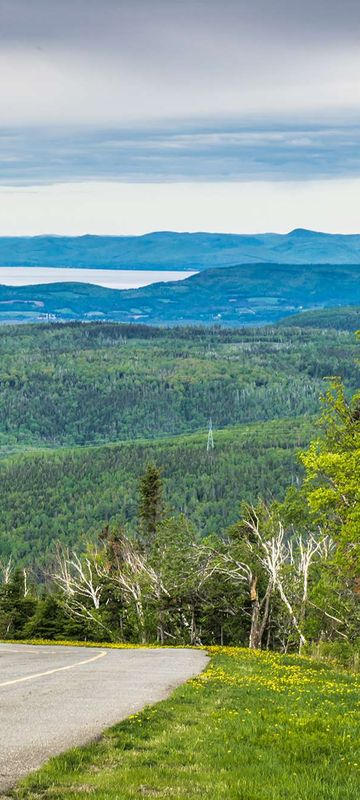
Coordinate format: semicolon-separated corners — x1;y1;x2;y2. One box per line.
1;0;359;232
1;123;360;184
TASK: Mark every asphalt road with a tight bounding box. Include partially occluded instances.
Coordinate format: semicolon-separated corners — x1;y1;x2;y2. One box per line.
0;643;208;793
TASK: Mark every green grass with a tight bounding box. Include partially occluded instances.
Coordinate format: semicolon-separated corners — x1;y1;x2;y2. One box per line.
11;647;360;800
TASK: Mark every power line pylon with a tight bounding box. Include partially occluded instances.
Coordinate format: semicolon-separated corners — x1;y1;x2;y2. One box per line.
207;418;214;452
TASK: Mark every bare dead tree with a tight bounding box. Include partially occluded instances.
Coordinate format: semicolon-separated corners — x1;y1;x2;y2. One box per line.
203;508;333;651
0;556;13;585
244;513;306;648
51;544;109;632
23;568;30;598
200;543;272;649
99;533;165;644
245;512;334;652
162;544;215;646
292;533;335;637
104;530;209;646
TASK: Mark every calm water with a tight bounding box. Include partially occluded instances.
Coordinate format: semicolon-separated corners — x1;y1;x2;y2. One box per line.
0;267;197;289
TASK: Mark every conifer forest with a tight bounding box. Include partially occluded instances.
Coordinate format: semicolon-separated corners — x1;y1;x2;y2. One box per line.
0;320;358;660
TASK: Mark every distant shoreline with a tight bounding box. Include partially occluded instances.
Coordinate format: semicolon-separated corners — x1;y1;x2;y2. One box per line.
0;267;197;290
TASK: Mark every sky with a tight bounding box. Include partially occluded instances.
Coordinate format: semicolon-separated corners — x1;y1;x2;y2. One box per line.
1;0;360;235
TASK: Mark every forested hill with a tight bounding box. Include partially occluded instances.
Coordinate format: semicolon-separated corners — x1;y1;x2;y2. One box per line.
0;321;358;563
2;229;360;268
0;322;358;449
1;261;360;325
278;305;360;330
0;418;313;563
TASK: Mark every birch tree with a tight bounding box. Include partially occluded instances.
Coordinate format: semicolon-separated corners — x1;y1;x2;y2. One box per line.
51;544;109;634
0;556;13;586
205;504;332;651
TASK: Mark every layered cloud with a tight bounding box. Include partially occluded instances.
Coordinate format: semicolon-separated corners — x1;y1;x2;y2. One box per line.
1;123;360;184
1;0;359;231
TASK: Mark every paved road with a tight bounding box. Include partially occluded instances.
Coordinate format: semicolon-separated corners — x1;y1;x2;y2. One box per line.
0;643;208;792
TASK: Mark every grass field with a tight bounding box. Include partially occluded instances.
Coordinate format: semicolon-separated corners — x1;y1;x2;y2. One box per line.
12;646;360;800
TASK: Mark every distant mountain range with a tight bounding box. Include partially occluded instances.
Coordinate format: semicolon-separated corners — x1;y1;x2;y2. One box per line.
2;229;360;269
1;262;360;326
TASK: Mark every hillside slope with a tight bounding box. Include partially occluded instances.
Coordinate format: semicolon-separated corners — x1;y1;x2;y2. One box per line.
0;321;358;563
278;305;360;330
0;322;357;448
0;418;313;563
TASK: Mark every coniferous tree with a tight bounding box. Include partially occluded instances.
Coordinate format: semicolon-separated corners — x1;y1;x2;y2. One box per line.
138;463;164;548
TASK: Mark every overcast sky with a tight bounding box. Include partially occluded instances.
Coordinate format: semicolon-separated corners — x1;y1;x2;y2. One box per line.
1;0;360;234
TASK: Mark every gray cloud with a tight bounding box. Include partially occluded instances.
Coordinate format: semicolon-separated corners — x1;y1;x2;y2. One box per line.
1;1;360;186
1;1;360;46
0;0;360;127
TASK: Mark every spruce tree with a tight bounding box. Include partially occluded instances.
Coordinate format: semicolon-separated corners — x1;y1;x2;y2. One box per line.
138;463;163;548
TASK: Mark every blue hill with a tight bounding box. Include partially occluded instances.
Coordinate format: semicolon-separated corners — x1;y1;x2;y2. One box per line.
1;229;360;269
1;261;360;326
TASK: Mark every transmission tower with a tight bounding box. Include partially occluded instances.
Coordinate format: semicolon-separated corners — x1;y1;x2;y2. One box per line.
207;418;214;452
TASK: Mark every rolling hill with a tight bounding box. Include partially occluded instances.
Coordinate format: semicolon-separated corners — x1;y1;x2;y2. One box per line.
0;319;358;563
0;418;313;563
2;228;360;270
278;305;360;330
1;261;360;325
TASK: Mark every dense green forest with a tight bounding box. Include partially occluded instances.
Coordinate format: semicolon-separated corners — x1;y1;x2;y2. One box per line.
0;321;358;655
1;377;358;652
279;305;360;330
0;418;312;563
0;322;358;446
0;321;358;563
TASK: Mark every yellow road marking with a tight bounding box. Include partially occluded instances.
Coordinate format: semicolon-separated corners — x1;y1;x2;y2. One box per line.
0;650;107;688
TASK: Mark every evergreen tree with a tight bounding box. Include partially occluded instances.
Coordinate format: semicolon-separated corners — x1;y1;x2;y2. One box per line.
138;463;164;548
